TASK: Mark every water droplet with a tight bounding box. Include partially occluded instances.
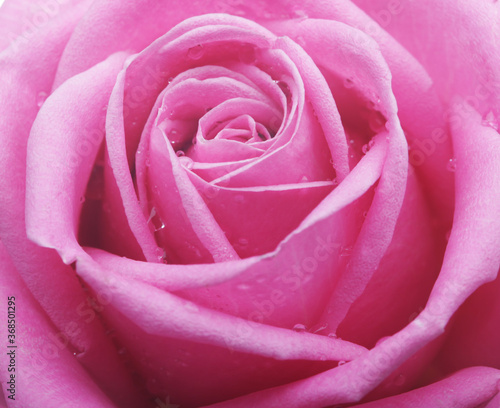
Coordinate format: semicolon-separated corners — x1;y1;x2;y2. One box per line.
482;110;499;131
369;111;386;133
446;158;457;172
179;155;194;169
184;302;200;313
313;324;328;334
79;196;85;204
105;328;116;336
344;78;355;88
328;333;338;339
37;91;48;107
337;360;347;366
234;195;245;204
295;36;306;47
293;323;307;333
362;211;368;218
148;207;165;231
176;150;185;157
187;44;204;60
394;374;406;386
291;6;308;19
349;139;355;145
332;178;339;186
167;77;174;84
361;144;370;154
238;238;249;247
156;247;167;262
301;175;309;182
340;246;353;257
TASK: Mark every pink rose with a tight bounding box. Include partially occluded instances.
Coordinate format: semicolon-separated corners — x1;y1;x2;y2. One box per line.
1;0;499;407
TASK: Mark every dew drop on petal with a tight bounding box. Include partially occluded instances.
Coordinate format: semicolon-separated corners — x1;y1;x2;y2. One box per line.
37;91;48;107
369;111;386;133
295;36;306;47
155;247;166;262
394;374;406;386
313;324;328;334
337;360;347;366
301;175;309;182
176;150;185;157
293;323;307;333
446;157;457;172
179;156;194;169
238;238;249;247
234;194;245;204
344;77;355;88
328;332;338;339
187;44;204;60
482;110;499;131
340;245;353;257
291;6;308;19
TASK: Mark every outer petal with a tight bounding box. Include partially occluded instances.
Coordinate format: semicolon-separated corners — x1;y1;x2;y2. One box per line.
352;0;500;114
26;52;129;262
0;8;146;407
353;367;500;408
0;0;90;53
0;241;118;408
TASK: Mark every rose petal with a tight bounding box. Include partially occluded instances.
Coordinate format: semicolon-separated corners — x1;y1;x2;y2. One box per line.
350;367;500;408
0;0;89;53
148;127;239;263
266;20;409;332
14;40;149;405
266;1;455;225
78;251;366;357
437;267;500;373
26;52;129;262
353;0;500;114
0;241;119;408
